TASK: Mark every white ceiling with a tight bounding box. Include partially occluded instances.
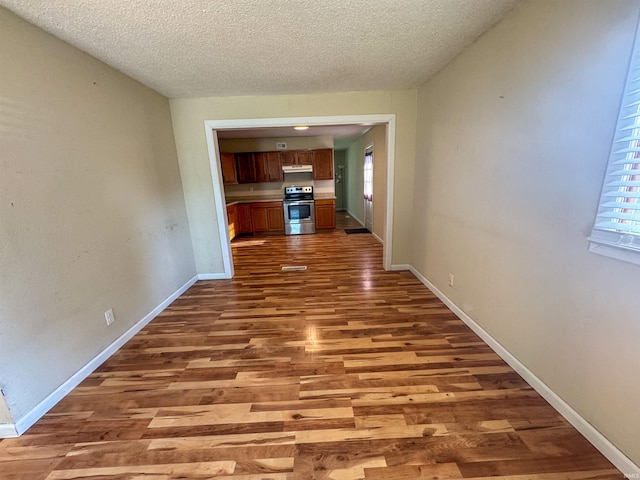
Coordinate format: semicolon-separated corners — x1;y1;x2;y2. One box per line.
0;0;522;99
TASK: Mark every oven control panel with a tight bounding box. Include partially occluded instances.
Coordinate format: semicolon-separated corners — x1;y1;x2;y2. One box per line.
284;186;313;195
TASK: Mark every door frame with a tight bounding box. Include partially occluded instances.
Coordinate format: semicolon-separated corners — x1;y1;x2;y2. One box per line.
204;114;397;277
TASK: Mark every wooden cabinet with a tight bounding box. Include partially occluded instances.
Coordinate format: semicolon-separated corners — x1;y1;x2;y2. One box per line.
312;149;334;180
281;151;296;166
315;199;336;230
228;201;283;236
236;203;253;234
225;149;330;183
250;202;284;233
265;152;284;181
220;152;238;184
226;204;237;240
235;153;255;183
227;203;253;240
282;150;313;166
296;150;313;166
254;152;283;182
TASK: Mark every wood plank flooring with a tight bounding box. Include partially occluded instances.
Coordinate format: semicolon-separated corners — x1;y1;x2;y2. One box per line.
0;225;623;479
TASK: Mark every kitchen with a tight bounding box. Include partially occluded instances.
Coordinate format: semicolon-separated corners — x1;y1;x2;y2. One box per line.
219;128;353;241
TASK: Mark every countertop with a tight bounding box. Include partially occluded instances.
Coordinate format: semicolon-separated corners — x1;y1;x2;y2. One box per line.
226;193;336;206
226;196;282;206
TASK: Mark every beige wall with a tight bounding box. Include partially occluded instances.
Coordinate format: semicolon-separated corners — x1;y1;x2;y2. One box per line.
344;125;388;240
170;90;417;273
0;395;11;424
413;0;640;464
0;7;195;424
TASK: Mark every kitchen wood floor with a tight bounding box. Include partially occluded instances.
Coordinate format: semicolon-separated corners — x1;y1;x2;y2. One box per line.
0;224;622;479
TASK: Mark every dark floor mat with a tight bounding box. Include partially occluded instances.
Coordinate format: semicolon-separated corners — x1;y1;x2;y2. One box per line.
344;228;370;234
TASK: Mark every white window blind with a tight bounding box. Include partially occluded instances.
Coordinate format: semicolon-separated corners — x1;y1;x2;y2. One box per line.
589;21;640;259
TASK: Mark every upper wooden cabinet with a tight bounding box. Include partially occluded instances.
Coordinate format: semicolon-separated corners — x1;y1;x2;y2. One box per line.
235;153;255;183
223;148;332;183
221;152;238;184
282;150;313;166
312;149;334;180
254;152;283;182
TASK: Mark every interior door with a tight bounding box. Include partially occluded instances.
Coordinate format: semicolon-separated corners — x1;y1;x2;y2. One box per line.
363;147;373;231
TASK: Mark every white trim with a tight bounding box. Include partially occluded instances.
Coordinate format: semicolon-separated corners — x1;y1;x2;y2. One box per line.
203;114;397;273
384;116;396;271
407;265;640;475
588;240;640;267
197;273;228;280
389;263;411;271
204;125;234;279
4;275;199;438
345;209;365;227
371;232;384;245
0;423;18;438
343;208;384;244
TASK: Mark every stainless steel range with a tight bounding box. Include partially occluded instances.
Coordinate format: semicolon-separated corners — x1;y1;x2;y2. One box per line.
283;186;315;235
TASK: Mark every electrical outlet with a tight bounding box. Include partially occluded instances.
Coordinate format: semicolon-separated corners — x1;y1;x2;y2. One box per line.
105;308;115;326
448;273;454;287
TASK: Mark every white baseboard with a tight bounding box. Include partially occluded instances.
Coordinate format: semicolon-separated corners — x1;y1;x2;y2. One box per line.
5;274;199;438
345;210;365;227
371;231;384;245
406;265;639;475
198;273;229;280
343;209;383;244
389;264;411;271
0;423;18;438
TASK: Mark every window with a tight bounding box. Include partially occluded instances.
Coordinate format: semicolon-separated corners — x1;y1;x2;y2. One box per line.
589;21;640;265
364;148;373;202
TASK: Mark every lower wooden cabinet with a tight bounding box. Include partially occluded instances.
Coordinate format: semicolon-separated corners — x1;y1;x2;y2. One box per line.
250;202;285;233
236;203;253;234
226;204;237;240
227;203;256;240
315;199;336;229
230;199;336;234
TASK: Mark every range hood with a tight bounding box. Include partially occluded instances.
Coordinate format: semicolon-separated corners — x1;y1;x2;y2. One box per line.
282;165;313;174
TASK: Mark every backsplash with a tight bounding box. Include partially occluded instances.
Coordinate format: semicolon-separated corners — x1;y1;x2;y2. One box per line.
224;178;334;198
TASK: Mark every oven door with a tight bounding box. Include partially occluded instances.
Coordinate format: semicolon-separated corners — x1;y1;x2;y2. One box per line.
283;200;316;235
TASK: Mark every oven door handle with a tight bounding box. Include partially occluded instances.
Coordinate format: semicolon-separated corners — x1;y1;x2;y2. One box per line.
283;200;315;205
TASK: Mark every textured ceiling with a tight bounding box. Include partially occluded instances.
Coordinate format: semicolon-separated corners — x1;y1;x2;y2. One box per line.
0;0;521;99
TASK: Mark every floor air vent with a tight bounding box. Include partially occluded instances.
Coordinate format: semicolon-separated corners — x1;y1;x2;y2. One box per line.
281;265;307;271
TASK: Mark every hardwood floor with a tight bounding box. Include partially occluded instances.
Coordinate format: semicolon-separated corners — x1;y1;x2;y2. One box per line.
0;226;622;479
335;211;364;230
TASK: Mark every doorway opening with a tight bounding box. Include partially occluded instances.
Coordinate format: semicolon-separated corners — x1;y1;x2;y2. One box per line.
204;115;396;278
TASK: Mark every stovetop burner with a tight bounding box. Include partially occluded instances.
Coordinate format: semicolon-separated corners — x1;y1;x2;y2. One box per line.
284;185;314;201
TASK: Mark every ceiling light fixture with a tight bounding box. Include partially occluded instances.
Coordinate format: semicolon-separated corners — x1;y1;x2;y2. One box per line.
294;126;309;131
